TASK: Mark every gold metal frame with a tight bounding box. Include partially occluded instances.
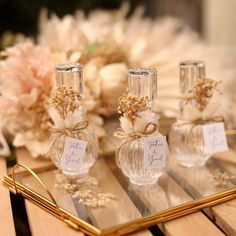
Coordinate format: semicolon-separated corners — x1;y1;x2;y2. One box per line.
2;163;236;236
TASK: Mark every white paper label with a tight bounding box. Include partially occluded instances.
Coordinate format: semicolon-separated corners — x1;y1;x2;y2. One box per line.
202;122;228;154
144;135;168;169
60;137;87;169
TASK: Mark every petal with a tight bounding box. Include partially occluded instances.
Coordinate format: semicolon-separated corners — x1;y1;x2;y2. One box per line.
133;117;148;132
48;108;64;129
203;101;221;119
19;87;38;108
138;110;159;123
120;117;133;133
182;104;202;121
65;107;86;128
13;133;25;147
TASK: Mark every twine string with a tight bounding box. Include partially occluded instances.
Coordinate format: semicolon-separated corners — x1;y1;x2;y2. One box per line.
178;116;224;127
191;116;224;125
176;116;224;134
114;122;158;166
45;120;89;157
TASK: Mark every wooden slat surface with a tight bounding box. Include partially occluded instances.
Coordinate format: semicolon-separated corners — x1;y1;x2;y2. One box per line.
14;148;52;173
210;150;236;235
163;212;225;236
106;158;225;236
160;176;225;236
211;199;236;236
13;148;236;236
168;150;236;236
15;149;84;236
214;149;236;165
25;201;84;236
131;175;225;236
0;158;16;236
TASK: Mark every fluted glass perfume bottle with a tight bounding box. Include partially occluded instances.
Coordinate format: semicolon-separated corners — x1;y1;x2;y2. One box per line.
48;64;98;178
169;61;213;167
115;68;168;186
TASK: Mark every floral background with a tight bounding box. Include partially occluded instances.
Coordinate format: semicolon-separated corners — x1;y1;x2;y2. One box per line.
0;1;236;159
0;2;236;236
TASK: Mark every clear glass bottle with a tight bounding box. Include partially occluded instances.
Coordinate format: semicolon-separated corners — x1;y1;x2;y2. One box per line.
169;60;211;167
116;68;167;186
49;64;99;178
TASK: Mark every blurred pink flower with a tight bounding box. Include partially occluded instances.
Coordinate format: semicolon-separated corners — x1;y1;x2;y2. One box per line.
0;41;54;157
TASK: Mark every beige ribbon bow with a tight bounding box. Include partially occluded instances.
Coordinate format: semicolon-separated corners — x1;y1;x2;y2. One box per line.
114;122;158;166
45;120;89;157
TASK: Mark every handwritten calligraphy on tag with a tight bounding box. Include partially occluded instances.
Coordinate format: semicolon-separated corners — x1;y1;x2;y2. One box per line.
202;122;228;154
144;135;168;169
60;137;87;169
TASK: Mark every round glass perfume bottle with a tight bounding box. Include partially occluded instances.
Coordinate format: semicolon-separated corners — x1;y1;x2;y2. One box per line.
116;68;168;186
49;64;99;178
169;61;211;167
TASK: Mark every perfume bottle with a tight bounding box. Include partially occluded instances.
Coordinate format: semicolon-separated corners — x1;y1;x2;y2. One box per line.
169;60;211;167
116;68;168;186
48;64;99;178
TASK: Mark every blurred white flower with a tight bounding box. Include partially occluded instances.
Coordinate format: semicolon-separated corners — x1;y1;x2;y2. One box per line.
13;132;51;158
99;63;128;115
120;116;133;134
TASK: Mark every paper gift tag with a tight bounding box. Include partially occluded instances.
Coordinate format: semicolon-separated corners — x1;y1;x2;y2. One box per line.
60;137;87;169
202;122;228;154
144;135;168;169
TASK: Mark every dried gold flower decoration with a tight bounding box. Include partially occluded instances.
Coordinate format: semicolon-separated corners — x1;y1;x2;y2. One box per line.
50;86;82;119
209;168;234;187
54;170;116;208
184;78;221;112
118;90;148;123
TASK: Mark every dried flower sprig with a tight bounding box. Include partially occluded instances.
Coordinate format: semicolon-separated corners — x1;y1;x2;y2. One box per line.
50;86;82;119
209;168;234;187
118;90;148;123
184;78;221;112
54;171;116;208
